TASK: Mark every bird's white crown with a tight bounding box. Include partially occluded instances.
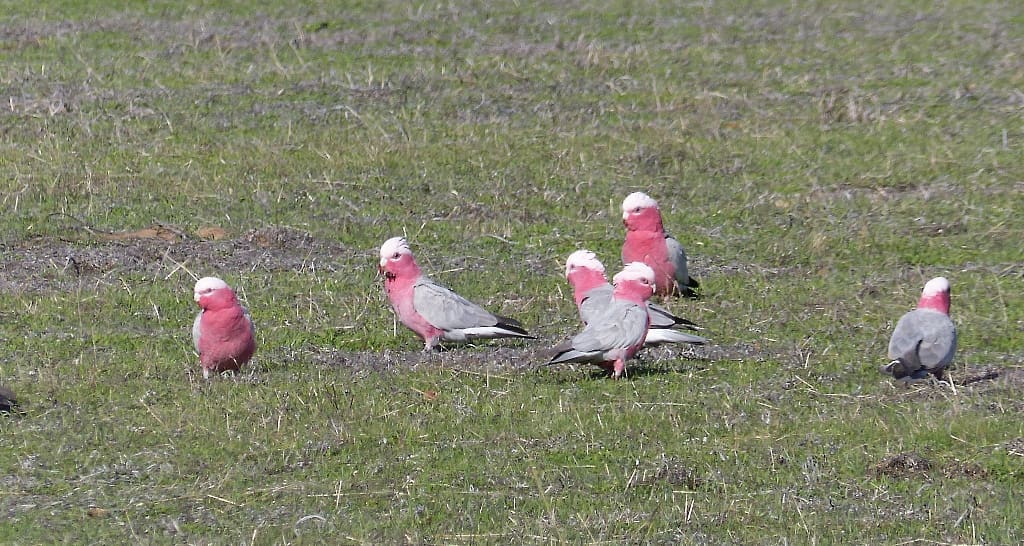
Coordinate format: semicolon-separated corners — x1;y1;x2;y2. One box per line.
565;249;605;276
613;262;656;285
922;276;950;296
194;277;230;301
380;236;412;260
621;191;658;213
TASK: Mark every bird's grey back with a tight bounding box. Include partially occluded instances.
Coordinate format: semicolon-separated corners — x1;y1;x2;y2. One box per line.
665;234;689;286
888;309;957;371
413;277;499;330
572;300;648;352
192;311;203;352
579;284;614;324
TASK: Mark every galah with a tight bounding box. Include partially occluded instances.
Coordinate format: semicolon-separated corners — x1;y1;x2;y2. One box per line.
547;262;657;378
621;191;699;297
192;277;256;379
0;385;17;413
378;237;535;351
565;250;708;346
881;277;957;382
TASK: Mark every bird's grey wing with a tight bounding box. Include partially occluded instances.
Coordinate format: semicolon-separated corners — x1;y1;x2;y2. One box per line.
887;311;921;362
646;301;700;330
881;339;923;379
888;310;956;366
664;234;691;287
192;311;203;353
572;302;648;353
578;285;614;324
413;278;498;330
242;306;256;338
886;309;957;377
916;313;957;370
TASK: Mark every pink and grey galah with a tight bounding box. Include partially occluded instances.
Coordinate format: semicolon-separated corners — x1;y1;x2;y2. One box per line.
565;250;707;347
378;237;535;351
621;191;699;298
192;277;256;379
547;262;657;378
881;277;957;382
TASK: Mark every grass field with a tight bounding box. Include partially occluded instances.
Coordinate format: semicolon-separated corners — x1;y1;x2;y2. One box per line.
2;0;1023;543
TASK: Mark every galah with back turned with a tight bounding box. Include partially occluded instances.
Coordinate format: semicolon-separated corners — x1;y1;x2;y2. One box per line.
546;262;657;378
880;277;957;383
565;250;708;347
192;277;256;379
621;191;699;297
378;236;535;351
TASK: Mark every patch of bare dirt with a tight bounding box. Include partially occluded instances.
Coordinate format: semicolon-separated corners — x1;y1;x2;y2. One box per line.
0;226;361;294
301;344;543;376
0;385;18;413
871;451;988;480
628;455;713;492
871;451;932;478
997;438;1024;458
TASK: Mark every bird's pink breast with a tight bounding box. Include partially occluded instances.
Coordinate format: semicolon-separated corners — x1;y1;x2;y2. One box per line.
198;308;255;372
567;269;609;308
385;276;443;343
622;231;675;295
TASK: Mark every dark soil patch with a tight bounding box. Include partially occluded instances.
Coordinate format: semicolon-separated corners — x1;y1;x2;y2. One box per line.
0;226;361;294
630;456;714;492
871;451;988;480
301;344;543;376
871;451;932;478
0;385;18;413
997;438;1024;457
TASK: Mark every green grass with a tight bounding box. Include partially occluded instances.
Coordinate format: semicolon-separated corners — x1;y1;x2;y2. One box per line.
2;0;1024;543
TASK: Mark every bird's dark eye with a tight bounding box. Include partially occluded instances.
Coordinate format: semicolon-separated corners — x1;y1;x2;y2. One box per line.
392;252;400;259
634;207;641;213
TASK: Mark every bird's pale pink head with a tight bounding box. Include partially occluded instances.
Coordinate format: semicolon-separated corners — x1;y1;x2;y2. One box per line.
565;249;609;303
918;276;951;315
612;262;656;301
565;249;605;279
379;236;419;279
194;276;237;310
621;191;664;231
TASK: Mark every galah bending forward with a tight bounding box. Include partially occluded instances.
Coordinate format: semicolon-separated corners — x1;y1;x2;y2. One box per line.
547;262;657;379
192;277;256;379
565;250;708;347
881;277;957;383
621;191;699;298
378;237;535;351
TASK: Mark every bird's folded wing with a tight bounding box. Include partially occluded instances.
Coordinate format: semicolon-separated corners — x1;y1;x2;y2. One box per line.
413;278;498;330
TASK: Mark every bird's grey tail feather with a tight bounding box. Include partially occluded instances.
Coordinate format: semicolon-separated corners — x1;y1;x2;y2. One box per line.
493;316;537;339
